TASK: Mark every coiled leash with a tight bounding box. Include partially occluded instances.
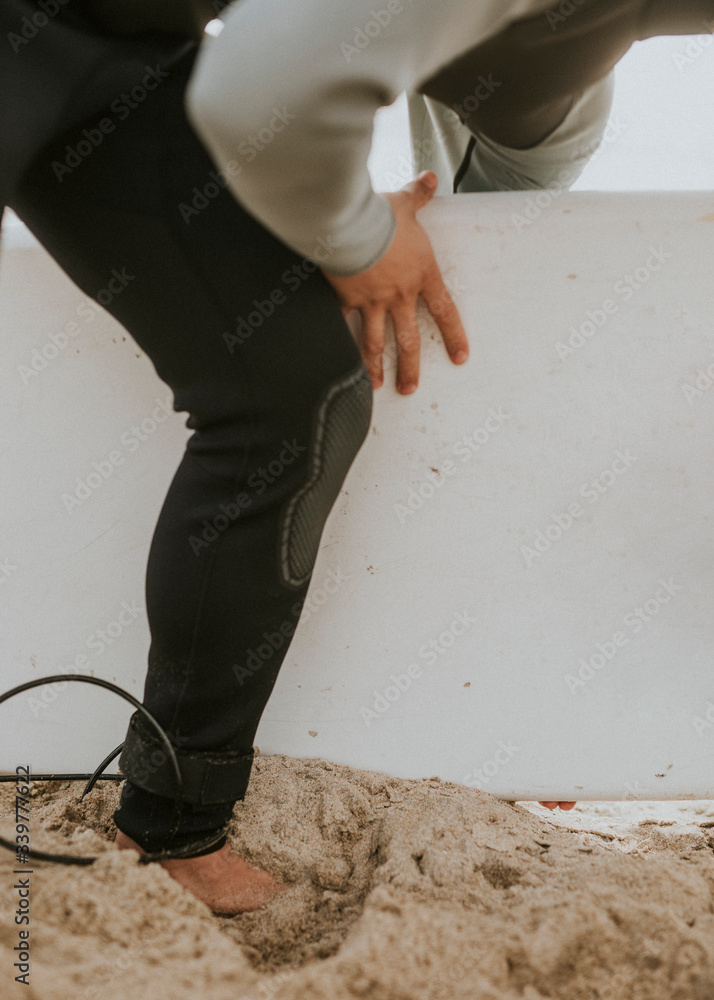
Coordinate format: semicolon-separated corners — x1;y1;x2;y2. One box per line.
0;675;227;865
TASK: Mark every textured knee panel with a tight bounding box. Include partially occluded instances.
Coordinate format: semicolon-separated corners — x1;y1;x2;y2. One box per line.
279;363;372;588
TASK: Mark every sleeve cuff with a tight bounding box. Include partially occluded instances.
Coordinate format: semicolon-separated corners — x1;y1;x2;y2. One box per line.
317;191;397;277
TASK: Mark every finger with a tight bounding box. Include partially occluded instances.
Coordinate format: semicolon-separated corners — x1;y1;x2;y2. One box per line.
360;307;387;388
558;801;577;811
398;170;438;212
539;802;558;809
422;269;469;365
390;301;421;394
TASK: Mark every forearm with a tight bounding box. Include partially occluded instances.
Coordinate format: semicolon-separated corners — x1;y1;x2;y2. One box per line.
189;38;399;277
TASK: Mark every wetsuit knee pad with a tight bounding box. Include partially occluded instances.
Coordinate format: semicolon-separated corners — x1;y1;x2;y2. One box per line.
278;362;372;589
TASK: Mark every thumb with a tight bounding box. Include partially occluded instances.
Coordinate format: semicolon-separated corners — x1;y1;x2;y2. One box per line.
400;170;438;210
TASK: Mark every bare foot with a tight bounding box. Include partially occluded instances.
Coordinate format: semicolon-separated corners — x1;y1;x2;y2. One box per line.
538;801;577;811
114;829;287;915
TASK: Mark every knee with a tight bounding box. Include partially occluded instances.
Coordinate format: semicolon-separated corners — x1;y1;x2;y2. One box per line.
277;361;372;589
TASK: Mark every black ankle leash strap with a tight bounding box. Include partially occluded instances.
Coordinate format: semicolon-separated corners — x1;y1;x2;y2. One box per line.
0;674;241;865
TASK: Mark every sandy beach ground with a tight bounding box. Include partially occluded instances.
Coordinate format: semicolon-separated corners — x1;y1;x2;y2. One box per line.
1;754;713;1000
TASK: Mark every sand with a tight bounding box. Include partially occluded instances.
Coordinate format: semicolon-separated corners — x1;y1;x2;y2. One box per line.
1;754;714;1000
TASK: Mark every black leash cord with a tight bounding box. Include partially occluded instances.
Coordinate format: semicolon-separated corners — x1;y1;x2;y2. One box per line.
0;674;209;866
0;774;121;783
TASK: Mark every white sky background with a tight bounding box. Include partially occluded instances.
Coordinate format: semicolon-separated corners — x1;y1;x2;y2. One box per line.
368;34;714;192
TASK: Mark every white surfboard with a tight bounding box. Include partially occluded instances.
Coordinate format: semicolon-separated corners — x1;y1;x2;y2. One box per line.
2;193;714;801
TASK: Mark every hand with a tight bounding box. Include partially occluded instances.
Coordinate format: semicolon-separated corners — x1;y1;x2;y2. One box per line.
322;171;469;395
539;801;577;811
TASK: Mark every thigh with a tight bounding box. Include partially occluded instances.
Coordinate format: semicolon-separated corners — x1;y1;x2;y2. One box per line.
419;0;639;149
10;49;364;431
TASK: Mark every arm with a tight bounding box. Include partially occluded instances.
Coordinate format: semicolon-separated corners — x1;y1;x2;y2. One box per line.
185;0;542;391
185;0;543;276
187;1;588;393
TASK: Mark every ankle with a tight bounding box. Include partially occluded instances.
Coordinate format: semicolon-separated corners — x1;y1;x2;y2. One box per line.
113;826;229;860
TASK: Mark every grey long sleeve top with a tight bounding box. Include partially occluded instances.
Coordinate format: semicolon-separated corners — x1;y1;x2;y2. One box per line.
185;0;556;276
